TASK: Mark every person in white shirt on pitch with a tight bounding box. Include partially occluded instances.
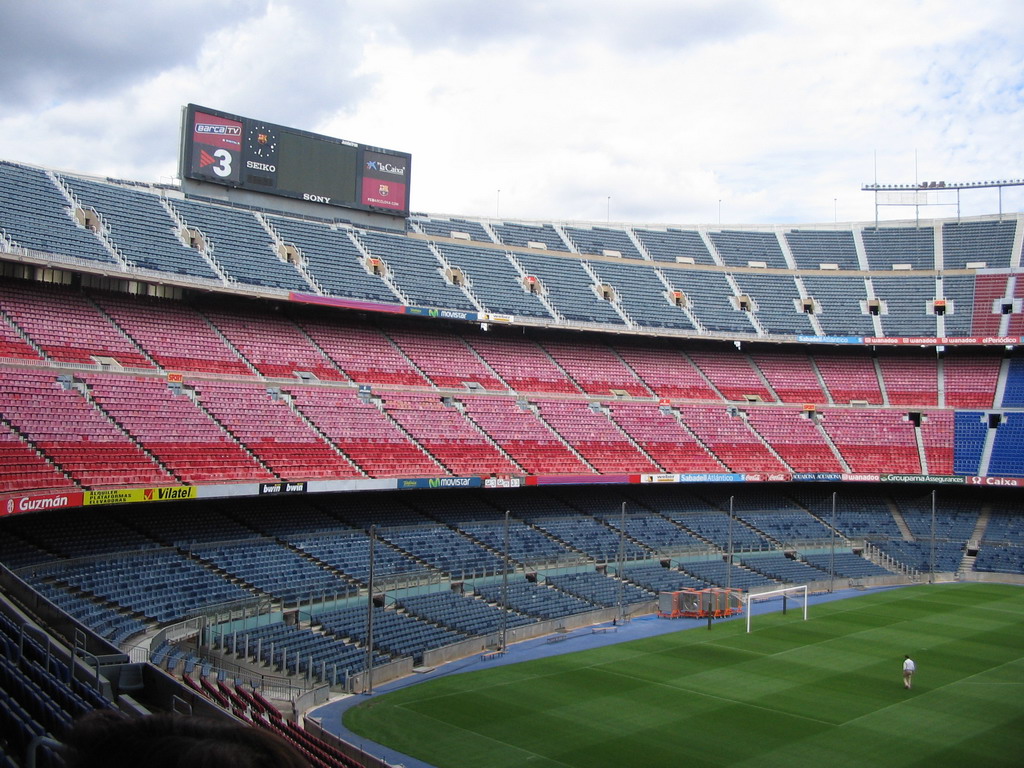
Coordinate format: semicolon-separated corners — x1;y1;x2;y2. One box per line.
903;655;916;689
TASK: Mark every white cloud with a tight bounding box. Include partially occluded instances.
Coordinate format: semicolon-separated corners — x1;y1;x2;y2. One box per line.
1;0;1022;225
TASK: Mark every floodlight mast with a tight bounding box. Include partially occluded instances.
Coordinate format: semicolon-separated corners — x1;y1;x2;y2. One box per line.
726;496;734;590
829;491;836;594
616;502;626;624
861;177;1024;225
365;524;376;694
500;510;510;651
929;490;936;584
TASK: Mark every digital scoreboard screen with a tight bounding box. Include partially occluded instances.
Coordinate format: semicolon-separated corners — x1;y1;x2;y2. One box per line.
181;104;411;217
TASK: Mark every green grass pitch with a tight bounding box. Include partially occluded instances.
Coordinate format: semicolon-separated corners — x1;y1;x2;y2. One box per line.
344;583;1024;767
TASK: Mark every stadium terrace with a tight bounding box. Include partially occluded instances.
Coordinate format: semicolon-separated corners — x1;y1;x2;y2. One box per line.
1;148;1023;768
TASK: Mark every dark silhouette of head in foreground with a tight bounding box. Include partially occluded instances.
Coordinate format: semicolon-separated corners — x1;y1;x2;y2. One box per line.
62;710;310;768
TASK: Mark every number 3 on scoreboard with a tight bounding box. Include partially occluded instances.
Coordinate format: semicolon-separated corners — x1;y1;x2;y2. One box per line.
211;149;233;178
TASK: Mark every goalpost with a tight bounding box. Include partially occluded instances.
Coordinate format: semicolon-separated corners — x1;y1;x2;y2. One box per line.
745;584;808;633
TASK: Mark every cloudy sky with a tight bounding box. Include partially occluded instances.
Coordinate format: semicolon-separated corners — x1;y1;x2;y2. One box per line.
2;0;1022;226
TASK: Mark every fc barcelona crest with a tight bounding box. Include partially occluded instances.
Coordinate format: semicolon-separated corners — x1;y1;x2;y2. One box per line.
378;184;390;197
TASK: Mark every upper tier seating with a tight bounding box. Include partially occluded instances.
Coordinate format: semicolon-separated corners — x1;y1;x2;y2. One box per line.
3;160;1022;347
434;242;553;319
862;226;935;270
170;198;309;291
62;175;220;279
801;275;876;337
355;230;477;311
942;219;1016;269
785;229;860;270
709;230;787;269
412;216;492;242
873;276;939;337
660;267;756;334
515;252;625;326
939;274;977;337
633;227;716;265
0;161;116;265
587;260;696;330
491;221;569;252
971;273;1009;336
266;215;402;303
730;273;815;335
563;225;644;260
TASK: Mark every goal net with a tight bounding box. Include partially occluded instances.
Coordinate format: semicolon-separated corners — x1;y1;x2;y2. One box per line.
745;584;808;633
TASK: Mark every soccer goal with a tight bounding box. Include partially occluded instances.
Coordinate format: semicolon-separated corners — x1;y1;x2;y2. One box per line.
745;584;808;633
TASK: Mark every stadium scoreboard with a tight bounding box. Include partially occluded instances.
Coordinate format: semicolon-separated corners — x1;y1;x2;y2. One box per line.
180;104;411;217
